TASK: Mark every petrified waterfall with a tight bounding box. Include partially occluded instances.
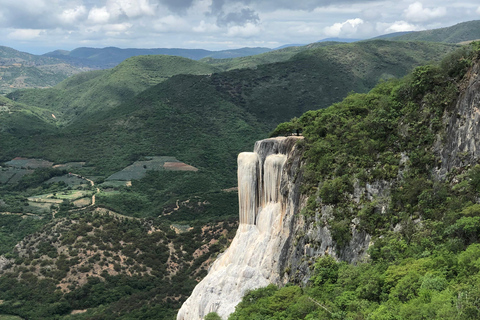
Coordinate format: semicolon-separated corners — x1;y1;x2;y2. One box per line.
177;136;303;320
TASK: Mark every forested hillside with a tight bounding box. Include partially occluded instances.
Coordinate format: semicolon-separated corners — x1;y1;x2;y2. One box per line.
225;42;480;320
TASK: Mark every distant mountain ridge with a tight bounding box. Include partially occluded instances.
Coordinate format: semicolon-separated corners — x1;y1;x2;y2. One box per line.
0;46;88;94
44;46;272;69
389;20;480;43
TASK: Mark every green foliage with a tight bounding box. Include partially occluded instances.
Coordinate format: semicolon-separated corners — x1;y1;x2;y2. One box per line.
204;312;222;320
0;215;47;254
319;176;353;205
269;119;302;137
311;255;339;286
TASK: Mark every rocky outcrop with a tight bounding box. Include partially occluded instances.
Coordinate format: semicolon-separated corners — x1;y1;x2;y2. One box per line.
177;135;382;319
0;255;11;271
177;136;304;320
435;60;480;177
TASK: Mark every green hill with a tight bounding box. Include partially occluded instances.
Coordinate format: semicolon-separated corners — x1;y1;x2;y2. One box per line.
391;20;480;43
7;55;220;125
0;46;87;94
201;41;344;71
0;95;57;159
197;40;457;125
5;40;458;172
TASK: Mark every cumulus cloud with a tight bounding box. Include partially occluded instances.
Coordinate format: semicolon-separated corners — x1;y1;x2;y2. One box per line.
88;6;111;24
59;6;87;25
7;28;44;40
404;2;446;22
0;0;479;53
153;15;190;32
380;20;420;33
0;0;52;28
158;0;195;14
324;18;364;37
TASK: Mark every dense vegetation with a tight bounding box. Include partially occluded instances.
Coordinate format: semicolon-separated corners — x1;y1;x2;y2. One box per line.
230;42;480;319
7;55;220;125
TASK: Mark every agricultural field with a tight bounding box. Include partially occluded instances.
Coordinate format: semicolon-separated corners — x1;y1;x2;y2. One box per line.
5;158;53;169
0;159;95;215
0;167;33;184
104;156;198;183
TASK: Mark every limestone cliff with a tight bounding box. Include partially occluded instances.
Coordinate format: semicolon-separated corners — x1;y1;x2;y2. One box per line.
177;136;304;320
435;59;480;177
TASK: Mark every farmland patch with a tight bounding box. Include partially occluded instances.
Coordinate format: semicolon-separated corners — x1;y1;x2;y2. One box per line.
105;156;198;182
46;174;90;187
5;158;53;169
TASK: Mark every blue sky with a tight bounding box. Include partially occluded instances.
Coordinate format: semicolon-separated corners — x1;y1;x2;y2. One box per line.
1;0;480;54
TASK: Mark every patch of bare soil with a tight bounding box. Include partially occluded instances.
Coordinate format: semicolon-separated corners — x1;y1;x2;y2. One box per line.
163;162;198;171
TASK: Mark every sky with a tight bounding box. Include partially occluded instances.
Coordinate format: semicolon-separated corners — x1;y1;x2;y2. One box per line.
1;0;480;54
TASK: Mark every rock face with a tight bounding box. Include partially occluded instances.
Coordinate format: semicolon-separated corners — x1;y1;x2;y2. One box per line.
435;60;480;178
177;136;304;320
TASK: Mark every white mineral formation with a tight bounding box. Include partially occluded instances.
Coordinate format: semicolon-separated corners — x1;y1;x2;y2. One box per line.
177;136;302;320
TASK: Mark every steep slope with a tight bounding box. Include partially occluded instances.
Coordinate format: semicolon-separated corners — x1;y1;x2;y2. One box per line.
182;42;480;320
391;20;480;43
0;95;57;162
7;55;220;124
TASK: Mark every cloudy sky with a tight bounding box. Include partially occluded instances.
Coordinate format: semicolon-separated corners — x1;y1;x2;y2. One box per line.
1;0;480;54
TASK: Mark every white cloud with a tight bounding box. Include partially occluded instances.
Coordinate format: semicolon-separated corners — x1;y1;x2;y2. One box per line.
477;6;480;14
380;20;420;33
7;28;43;40
59;6;87;25
404;2;446;22
324;18;364;37
226;22;262;37
88;6;111;24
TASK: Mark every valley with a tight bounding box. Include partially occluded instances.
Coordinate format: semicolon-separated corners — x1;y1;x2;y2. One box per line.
1;19;480;320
